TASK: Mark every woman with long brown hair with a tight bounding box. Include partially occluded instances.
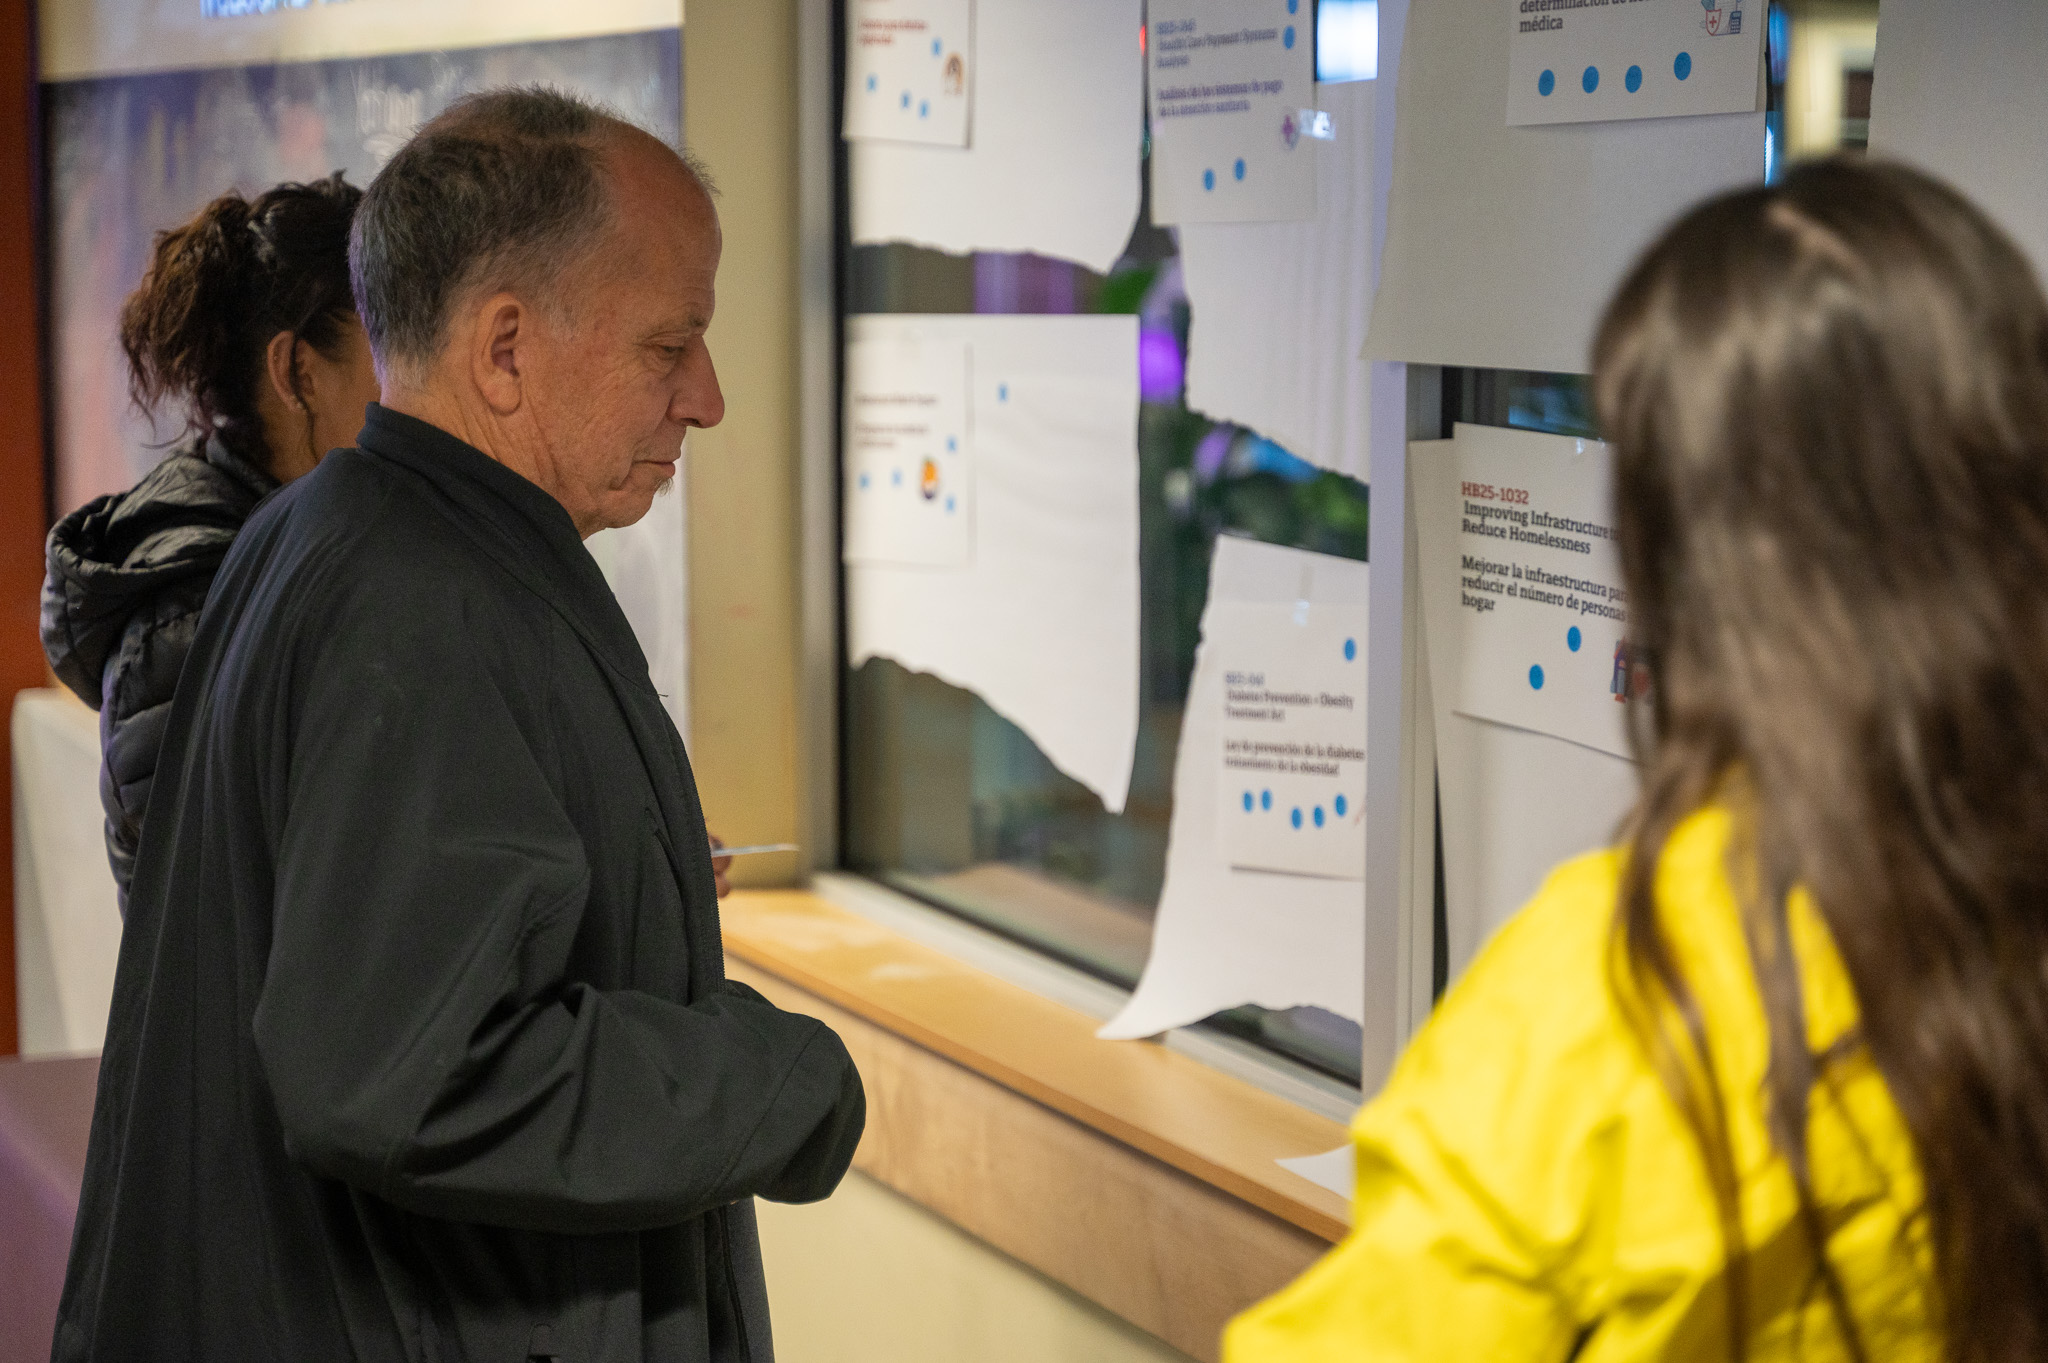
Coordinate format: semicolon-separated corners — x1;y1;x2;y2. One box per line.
1227;157;2048;1361
41;175;379;911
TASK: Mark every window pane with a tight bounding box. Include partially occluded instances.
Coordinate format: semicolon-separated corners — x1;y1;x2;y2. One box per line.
842;218;1369;1086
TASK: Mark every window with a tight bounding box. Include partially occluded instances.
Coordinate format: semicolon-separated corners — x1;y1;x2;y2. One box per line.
838;49;1372;1087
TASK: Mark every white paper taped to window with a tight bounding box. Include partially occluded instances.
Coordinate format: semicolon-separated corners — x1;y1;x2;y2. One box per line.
1100;535;1368;1041
1435;422;1632;760
1146;0;1318;226
844;0;974;148
1180;77;1375;479
1410;438;1638;984
1505;0;1764;128
849;0;1143;274
846;314;1141;814
1869;0;2048;290
1366;0;1764;375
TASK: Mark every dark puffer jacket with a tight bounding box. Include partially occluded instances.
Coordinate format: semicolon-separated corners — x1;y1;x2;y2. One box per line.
42;436;278;909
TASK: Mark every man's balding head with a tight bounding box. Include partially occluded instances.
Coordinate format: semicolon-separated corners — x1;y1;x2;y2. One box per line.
350;87;711;384
358;86;725;537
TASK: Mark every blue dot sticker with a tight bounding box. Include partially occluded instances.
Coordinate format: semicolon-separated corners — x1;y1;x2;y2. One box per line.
945;494;956;513
932;38;942;55
1288;0;1298;12
1674;51;1693;80
1334;794;1348;817
1313;806;1326;828
919;100;930;119
997;383;1009;402
858;472;870;489
1582;65;1600;93
1626;64;1643;93
1538;69;1556;97
1203;168;1216;192
946;435;957;452
1283;25;1295;49
866;74;877;92
1233;157;1246;181
901;91;911;108
1291;808;1304;829
1343;637;1357;662
1530;664;1546;690
1261;790;1272;811
891;469;903;487
1243;791;1254;812
1567;626;1583;652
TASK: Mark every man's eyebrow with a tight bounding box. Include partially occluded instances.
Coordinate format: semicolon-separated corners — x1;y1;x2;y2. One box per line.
646;313;712;340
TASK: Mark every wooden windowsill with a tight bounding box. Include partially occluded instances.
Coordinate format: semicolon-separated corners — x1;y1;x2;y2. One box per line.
721;887;1352;1243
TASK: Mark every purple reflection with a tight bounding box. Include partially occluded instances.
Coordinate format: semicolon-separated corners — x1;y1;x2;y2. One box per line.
1193;424;1233;482
1138;325;1184;403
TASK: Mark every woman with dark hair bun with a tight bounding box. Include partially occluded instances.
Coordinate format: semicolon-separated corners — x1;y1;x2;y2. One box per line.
41;173;377;910
1227;158;2048;1362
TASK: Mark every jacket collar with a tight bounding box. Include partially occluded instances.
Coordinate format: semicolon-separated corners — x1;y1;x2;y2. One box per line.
353;403;651;687
202;432;280;502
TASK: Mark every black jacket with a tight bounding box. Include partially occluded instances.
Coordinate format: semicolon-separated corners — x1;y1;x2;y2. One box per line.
41;435;278;909
55;405;864;1363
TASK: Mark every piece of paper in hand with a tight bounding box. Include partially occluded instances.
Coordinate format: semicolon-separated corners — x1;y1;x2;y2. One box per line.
1410;439;1640;985
850;0;1142;274
844;333;972;568
1100;536;1367;1041
847;314;1141;813
1180;78;1375;479
844;0;974;148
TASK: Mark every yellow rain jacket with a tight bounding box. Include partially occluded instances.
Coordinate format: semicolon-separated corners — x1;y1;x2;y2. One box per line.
1225;807;1937;1362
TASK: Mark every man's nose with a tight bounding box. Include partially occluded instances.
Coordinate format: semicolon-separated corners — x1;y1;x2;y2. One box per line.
675;346;725;430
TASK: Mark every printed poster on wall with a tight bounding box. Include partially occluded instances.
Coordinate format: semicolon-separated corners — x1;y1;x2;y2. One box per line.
1148;0;1316;224
843;333;973;568
1438;423;1634;759
1507;0;1765;127
1214;602;1366;880
845;0;974;147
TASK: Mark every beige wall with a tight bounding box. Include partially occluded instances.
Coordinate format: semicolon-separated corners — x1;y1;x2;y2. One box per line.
759;1173;1199;1363
682;0;807;880
38;0;681;80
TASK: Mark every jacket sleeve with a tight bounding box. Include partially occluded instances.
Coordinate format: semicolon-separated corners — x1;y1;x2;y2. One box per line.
1222;858;1642;1363
250;583;863;1235
97;600;208;904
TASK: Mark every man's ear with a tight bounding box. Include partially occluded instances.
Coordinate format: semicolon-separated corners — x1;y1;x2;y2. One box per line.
263;330;305;412
469;293;527;416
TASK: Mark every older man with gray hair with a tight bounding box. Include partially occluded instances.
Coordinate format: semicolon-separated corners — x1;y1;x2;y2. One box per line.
54;88;864;1363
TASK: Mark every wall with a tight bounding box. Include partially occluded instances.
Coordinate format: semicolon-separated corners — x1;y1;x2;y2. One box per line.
758;1172;1197;1363
681;0;806;881
0;2;50;1056
39;0;681;80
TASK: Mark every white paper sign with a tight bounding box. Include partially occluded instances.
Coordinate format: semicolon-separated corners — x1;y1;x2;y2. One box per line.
1180;77;1375;479
844;0;974;147
1216;603;1366;879
1099;536;1367;1041
851;0;1142;275
1437;423;1633;758
1507;0;1764;127
847;314;1141;813
844;334;973;568
1411;442;1640;985
1148;0;1316;225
